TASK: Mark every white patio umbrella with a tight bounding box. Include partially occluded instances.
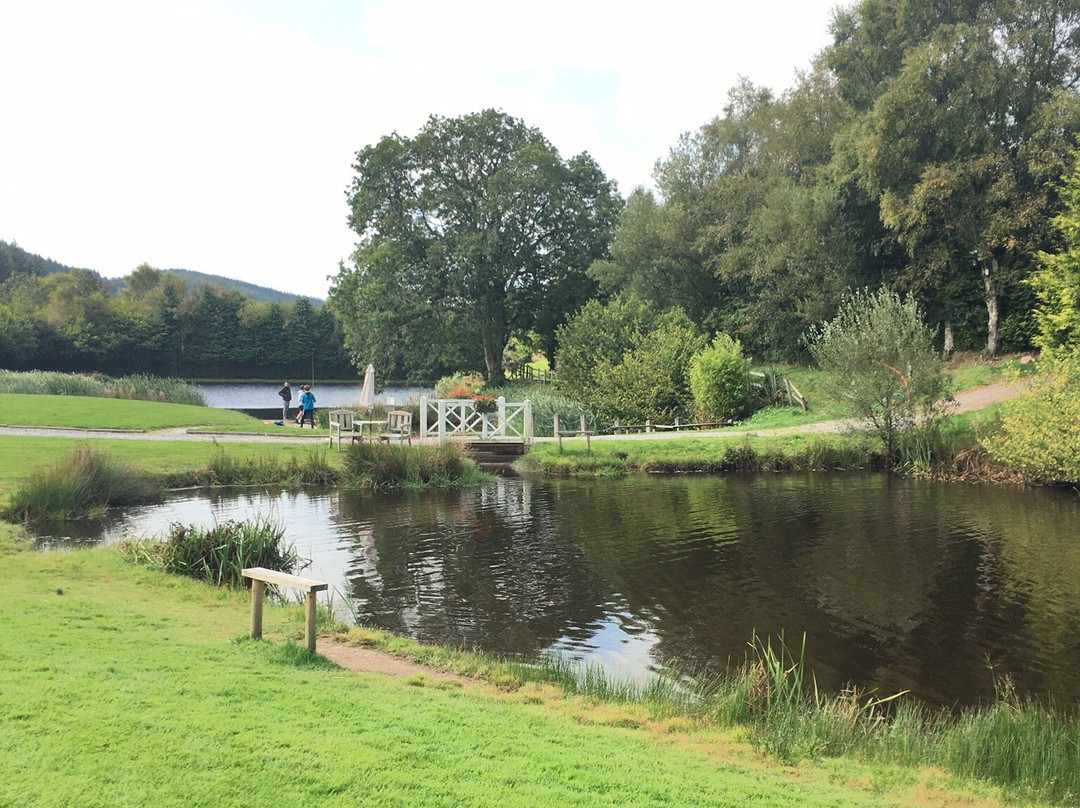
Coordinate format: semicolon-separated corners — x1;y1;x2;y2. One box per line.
358;363;375;411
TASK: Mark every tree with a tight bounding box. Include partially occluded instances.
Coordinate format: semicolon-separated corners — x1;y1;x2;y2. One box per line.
805;287;950;458
331;110;622;382
1030;149;1080;355
840;0;1080;355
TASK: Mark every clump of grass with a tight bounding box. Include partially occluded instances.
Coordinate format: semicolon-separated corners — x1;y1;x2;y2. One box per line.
170;447;342;488
120;517;300;588
341;442;468;488
4;446;162;522
0;370;205;405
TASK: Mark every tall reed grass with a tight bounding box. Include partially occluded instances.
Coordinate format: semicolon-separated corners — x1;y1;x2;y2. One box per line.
0;370;206;405
341;442;468;488
120;517;301;588
4;446;163;522
170;447;341;488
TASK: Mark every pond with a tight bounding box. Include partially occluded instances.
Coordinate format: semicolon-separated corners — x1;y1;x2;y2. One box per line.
192;381;429;411
35;474;1080;708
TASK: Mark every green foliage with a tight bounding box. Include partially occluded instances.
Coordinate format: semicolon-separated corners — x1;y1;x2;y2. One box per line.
1030;149;1080;356
434;371;486;399
982;350;1080;483
341;442;467;488
593;310;708;424
332;109;621;382
689;334;750;421
188;447;341;488
4;446;162;522
121;518;300;588
805;287;950;458
0;370;206;405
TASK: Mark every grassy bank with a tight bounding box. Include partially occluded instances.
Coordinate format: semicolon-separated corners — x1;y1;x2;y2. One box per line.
0;370;206;405
1;545;934;808
0;393;261;431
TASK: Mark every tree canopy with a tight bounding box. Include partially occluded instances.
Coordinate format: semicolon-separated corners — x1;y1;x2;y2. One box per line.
329;110;622;383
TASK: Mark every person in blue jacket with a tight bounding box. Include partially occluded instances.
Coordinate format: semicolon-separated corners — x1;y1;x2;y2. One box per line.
296;384;316;427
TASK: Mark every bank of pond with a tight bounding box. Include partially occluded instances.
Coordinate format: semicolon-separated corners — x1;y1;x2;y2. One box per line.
22;470;1080;803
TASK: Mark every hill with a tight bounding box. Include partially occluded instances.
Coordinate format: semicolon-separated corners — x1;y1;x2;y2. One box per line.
0;240;319;305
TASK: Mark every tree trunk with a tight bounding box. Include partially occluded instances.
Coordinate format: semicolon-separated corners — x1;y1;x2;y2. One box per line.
982;259;1000;357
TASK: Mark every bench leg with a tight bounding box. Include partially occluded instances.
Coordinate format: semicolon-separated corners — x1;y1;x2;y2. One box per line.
305;591;318;653
249;579;265;640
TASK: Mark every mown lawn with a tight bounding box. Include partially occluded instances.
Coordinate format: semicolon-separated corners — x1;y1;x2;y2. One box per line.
0;547;916;808
0;393;263;430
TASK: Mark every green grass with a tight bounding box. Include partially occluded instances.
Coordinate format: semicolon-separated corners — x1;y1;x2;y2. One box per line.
0;393;261;430
0;370;206;405
0;546;916;808
0;436;335;500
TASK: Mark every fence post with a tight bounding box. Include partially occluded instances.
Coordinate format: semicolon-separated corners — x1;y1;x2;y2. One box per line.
646;419;653;433
420;396;429;439
554;413;562;452
525;400;534;445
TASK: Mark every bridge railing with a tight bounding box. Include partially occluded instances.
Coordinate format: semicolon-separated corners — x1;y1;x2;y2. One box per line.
420;397;533;445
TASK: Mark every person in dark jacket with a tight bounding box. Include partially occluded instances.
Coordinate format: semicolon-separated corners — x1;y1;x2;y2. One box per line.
277;381;292;424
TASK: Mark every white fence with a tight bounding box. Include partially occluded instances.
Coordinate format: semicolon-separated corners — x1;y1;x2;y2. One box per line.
420;397;534;445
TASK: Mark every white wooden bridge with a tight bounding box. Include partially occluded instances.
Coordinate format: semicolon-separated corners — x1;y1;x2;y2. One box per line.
419;397;533;445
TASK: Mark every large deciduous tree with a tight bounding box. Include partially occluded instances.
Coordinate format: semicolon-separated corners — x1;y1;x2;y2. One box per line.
330;110;622;383
837;0;1080;355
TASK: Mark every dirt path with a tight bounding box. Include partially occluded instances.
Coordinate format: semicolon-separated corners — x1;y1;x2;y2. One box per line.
318;639;471;684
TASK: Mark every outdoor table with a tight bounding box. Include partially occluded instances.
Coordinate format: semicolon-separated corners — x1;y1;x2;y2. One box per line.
356;419;389;442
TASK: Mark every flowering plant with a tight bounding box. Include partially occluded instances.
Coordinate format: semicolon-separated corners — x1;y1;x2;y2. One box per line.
473;395;498;413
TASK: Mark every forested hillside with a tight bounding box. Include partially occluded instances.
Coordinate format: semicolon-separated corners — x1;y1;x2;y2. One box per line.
0;247;353;379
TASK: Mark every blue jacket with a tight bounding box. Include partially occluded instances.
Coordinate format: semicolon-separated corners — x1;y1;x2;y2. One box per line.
299;391;315;411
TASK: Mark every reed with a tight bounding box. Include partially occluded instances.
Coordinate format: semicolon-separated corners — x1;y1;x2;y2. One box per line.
341;442;468;488
173;447;342;488
3;446;162;522
0;370;206;405
120;517;301;588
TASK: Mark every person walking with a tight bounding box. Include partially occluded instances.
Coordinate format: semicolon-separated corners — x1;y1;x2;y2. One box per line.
297;384;317;428
277;381;292;424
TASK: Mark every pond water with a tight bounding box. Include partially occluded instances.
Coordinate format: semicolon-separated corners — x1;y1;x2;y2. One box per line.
192;381;429;410
35;474;1080;707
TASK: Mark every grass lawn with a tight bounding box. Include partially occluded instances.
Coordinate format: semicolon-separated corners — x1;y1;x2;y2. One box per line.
0;546;1004;808
0;436;338;500
0;394;263;431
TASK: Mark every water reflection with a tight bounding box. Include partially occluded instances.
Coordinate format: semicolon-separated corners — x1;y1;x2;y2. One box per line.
41;474;1080;706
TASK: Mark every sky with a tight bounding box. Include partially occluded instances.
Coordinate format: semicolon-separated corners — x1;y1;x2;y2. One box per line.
1;0;842;300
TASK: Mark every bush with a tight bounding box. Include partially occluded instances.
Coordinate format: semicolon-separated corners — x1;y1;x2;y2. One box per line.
982;350;1080;483
592;309;707;424
434;371;486;399
341;442;466;488
690;334;750;422
4;447;162;522
120;518;300;588
805;287;950;459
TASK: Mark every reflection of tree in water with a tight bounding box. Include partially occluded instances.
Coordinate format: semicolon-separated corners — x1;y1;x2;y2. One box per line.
332;480;607;654
545;475;1080;706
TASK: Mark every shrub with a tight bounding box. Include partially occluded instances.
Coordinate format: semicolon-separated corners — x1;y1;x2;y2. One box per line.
341;442;465;488
982;350;1080;483
690;334;750;422
805;287;950;459
120;518;300;588
4;446;162;522
434;371;486;399
591;309;707;424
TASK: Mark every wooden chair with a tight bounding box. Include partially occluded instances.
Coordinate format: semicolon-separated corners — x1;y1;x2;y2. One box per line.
328;409;359;448
378;410;413;445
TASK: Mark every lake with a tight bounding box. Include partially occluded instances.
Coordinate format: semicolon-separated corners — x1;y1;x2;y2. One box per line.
192;381;430;411
35;474;1080;707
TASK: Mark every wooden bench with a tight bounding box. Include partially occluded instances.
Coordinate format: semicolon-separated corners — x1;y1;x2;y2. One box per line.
553;413;593;453
242;567;329;653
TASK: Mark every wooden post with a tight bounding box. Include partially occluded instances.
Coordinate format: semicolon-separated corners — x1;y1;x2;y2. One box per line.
646;419;653;433
613;419;621;434
674;417;680;431
554;413;562;452
580;414;587;433
249;579;265;640
305;591;318;653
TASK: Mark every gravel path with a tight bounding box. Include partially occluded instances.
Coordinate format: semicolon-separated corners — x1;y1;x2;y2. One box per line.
0;381;1027;444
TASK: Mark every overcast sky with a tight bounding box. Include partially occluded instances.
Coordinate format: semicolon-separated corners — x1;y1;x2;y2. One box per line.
1;0;842;299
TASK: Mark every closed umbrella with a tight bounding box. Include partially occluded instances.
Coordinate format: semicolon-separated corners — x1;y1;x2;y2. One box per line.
359;363;375;411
